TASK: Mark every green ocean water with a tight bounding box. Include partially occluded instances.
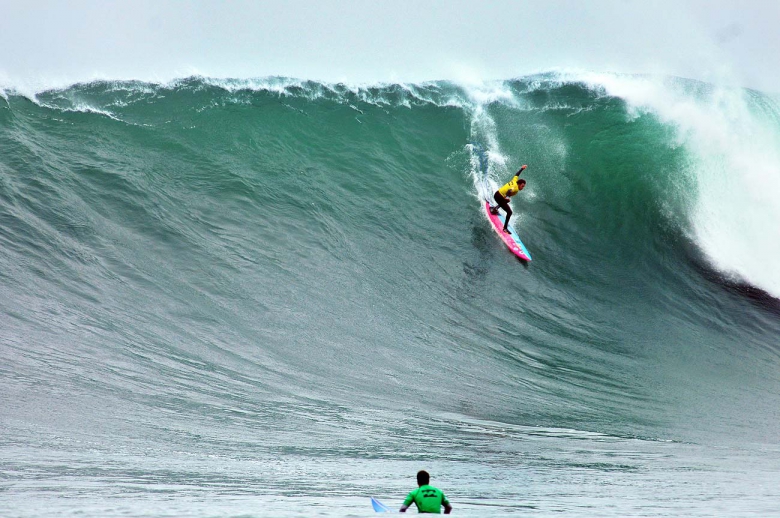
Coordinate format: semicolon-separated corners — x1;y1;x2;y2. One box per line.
1;74;780;516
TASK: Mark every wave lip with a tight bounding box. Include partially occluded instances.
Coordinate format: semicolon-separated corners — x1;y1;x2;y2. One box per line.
562;72;780;298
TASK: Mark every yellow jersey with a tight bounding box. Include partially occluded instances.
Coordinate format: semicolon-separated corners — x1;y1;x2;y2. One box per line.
498;176;522;197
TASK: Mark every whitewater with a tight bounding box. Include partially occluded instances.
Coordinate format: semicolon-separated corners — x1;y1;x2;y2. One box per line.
2;71;780;517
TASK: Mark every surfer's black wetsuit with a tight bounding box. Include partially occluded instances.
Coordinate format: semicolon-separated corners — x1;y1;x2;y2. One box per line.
492;191;512;228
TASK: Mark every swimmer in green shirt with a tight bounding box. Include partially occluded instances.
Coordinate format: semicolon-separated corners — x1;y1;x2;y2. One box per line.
400;470;452;514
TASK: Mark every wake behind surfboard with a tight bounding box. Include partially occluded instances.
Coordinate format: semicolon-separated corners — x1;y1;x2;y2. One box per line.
484;201;532;261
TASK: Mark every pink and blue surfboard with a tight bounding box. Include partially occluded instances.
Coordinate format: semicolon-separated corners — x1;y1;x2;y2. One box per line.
484;201;532;261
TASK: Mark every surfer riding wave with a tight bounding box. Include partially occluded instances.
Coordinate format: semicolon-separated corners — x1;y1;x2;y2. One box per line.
490;165;527;233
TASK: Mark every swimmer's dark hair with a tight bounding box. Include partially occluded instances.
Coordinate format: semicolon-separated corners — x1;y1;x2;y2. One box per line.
417;470;430;486
518;178;527;186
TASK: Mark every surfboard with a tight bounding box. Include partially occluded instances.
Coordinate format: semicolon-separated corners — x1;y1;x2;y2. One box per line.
371;497;395;513
484;201;532;261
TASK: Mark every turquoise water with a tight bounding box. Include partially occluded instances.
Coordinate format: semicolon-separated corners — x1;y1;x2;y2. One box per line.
2;74;780;516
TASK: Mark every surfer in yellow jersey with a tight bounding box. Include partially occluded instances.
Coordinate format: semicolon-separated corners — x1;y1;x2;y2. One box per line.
490;165;527;233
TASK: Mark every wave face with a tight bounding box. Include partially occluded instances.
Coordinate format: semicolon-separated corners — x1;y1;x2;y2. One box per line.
2;74;780;516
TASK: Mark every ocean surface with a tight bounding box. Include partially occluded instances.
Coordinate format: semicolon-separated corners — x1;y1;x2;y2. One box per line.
2;73;780;517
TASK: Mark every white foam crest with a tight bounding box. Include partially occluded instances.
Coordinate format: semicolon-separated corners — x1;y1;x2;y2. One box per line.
0;81;48;104
0;71;11;103
199;76;452;109
102;81;160;96
26;96;127;123
0;71;180;99
0;73;518;113
61;103;123;122
201;76;312;96
459;79;518;109
578;73;780;297
201;76;512;112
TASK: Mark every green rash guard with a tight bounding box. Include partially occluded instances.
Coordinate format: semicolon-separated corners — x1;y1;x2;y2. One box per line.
403;485;450;513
